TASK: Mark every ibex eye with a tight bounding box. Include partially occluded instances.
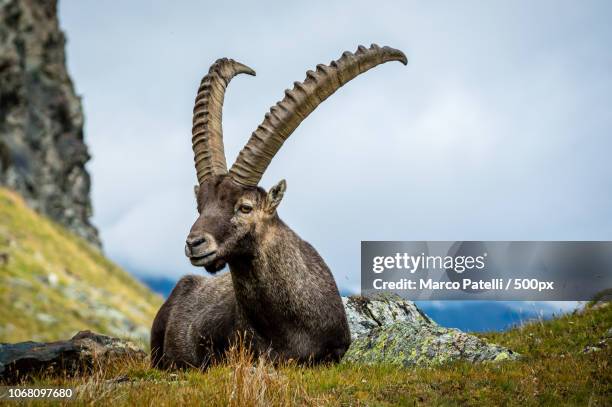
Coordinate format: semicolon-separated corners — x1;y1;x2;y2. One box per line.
239;204;253;214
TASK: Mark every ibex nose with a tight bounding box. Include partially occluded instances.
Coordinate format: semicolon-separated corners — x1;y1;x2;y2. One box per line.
186;236;206;248
185;233;211;257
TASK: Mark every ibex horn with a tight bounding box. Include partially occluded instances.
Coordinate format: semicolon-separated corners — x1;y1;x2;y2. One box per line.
192;58;255;185
228;44;407;187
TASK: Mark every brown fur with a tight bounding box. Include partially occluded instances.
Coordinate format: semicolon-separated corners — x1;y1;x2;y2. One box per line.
151;176;350;369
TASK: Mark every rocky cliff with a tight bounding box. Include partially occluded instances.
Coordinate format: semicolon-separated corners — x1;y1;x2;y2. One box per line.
0;0;100;248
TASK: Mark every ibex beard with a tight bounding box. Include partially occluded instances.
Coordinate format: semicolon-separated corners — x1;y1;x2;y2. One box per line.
150;44;407;370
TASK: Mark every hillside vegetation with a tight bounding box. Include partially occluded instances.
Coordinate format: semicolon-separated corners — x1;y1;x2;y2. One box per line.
0;187;162;344
4;300;609;406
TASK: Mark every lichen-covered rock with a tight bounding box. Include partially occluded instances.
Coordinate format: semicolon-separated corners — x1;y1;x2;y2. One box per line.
342;295;519;366
0;0;100;248
0;331;146;383
342;294;434;341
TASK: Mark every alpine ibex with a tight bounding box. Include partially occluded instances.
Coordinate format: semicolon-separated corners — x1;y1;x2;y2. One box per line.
151;44;407;369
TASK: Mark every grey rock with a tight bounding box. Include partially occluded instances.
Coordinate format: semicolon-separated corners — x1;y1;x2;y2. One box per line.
0;0;101;248
342;294;434;342
0;330;146;383
44;272;59;287
342;294;518;366
35;313;57;325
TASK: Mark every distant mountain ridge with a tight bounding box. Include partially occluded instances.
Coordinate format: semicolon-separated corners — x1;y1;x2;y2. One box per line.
0;0;100;247
0;187;162;344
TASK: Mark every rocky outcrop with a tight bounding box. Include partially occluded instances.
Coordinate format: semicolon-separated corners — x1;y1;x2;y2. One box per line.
0;331;145;383
0;0;100;248
342;295;518;367
342;294;435;342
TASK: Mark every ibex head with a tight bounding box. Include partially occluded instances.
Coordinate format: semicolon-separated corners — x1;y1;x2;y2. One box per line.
186;176;286;272
184;45;407;273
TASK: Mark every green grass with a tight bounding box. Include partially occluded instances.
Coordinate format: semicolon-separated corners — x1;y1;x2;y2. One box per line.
0;187;162;345
7;293;611;406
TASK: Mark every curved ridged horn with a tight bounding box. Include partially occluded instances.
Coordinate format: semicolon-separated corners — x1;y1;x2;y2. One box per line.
228;44;407;186
192;58;255;184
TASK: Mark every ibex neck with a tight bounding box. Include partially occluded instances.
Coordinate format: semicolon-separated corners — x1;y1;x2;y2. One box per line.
227;220;308;326
229;219;301;279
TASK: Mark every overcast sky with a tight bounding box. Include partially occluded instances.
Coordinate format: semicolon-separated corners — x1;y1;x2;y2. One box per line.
58;1;611;294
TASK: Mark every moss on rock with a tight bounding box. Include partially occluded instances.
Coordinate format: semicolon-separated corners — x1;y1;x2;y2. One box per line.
343;320;519;367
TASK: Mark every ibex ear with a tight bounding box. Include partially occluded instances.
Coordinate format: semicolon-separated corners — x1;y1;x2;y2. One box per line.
193;185;200;200
265;179;286;213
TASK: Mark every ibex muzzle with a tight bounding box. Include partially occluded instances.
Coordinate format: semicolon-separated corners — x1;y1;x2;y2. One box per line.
185;231;215;265
151;44;407;369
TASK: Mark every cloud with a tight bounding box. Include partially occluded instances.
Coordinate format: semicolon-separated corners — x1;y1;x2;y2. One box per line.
58;1;612;291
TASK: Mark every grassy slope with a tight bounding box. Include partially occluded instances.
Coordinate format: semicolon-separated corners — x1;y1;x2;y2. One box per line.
0;187;162;345
16;300;612;406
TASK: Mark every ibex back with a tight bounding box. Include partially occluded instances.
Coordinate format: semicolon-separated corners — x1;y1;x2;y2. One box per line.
151;44;407;369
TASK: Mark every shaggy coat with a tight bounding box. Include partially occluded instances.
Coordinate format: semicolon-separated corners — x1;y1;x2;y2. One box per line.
151;176;350;369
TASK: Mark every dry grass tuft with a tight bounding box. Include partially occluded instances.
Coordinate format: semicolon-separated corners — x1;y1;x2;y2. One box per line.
221;335;321;407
